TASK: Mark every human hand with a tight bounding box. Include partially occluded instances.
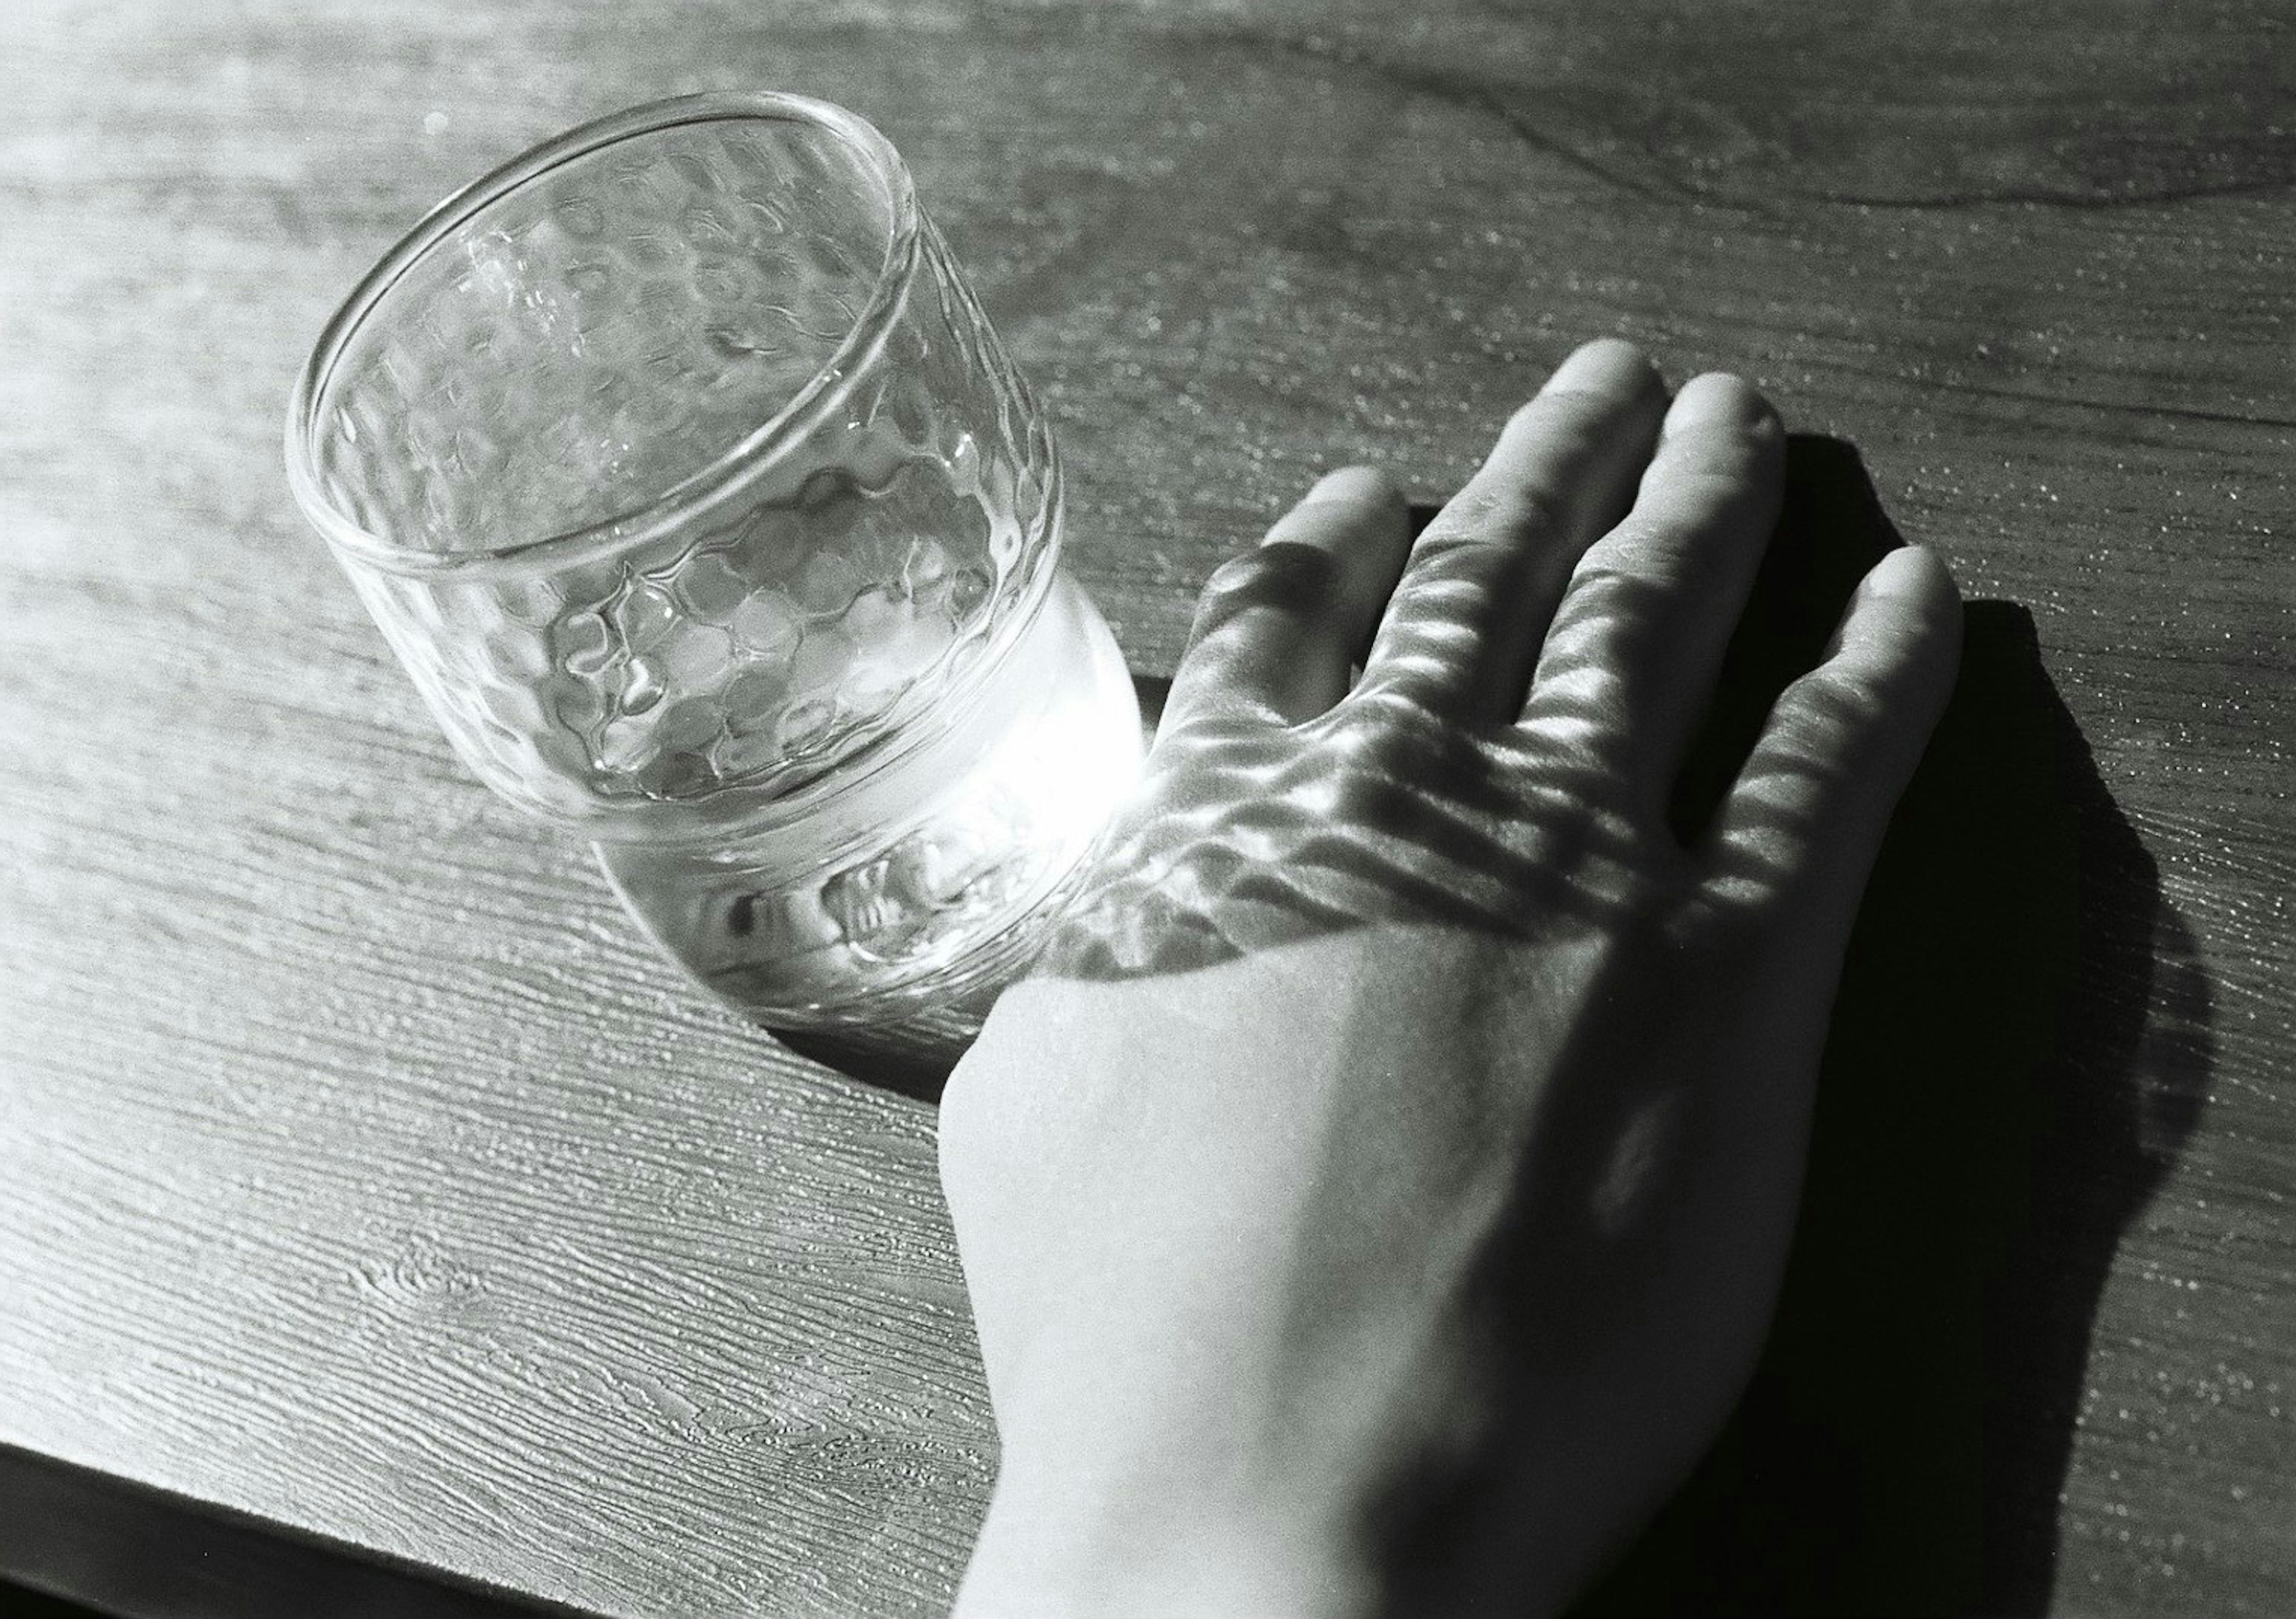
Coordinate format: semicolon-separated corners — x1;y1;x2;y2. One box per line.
938;340;1962;1617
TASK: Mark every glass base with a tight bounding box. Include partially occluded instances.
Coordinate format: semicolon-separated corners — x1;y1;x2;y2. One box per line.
597;572;1142;1052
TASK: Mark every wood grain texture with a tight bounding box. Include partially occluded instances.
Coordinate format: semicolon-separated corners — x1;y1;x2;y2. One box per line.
1;1;2289;1614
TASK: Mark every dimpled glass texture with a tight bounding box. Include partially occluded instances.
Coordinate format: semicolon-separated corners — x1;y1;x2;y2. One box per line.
291;94;1060;844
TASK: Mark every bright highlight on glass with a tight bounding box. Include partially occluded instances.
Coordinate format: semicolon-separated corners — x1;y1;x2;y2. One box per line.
285;91;1141;1035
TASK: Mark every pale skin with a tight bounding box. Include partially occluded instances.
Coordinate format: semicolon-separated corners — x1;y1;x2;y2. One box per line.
936;340;1964;1617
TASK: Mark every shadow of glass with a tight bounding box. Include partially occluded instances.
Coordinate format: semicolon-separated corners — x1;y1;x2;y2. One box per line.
774;1003;991;1104
1572;440;2216;1617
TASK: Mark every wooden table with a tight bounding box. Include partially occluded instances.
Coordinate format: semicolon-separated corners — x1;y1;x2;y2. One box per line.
4;2;2289;1614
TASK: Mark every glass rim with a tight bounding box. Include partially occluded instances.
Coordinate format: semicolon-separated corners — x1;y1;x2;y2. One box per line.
283;90;922;581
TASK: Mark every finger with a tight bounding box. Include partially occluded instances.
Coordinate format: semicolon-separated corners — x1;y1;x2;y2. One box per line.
1161;466;1412;734
1702;546;1963;931
1352;339;1668;725
1519;373;1785;801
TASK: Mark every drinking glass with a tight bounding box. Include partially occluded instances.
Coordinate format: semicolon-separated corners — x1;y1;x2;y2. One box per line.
284;91;1142;1039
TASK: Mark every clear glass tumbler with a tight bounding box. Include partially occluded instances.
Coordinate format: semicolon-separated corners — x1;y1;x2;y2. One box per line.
284;92;1141;1039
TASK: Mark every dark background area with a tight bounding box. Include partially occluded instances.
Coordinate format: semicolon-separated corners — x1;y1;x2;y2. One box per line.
2;1583;101;1619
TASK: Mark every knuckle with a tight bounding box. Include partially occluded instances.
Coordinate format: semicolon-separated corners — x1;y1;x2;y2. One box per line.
1193;541;1345;632
1323;698;1399;754
1547;558;1651;642
1325;765;1402;828
1796;663;1897;738
1611;479;1757;558
1326;689;1476;775
1568;528;1663;584
1289;740;1423;832
1420;479;1573;554
1503;399;1613;468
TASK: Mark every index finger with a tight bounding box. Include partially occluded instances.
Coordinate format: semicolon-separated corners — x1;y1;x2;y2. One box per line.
1161;466;1413;734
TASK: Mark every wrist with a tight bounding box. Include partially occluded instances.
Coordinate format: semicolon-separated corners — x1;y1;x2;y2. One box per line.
954;1430;1381;1619
951;1308;1496;1619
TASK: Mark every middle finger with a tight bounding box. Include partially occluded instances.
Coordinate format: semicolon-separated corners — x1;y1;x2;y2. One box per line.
1352;338;1668;725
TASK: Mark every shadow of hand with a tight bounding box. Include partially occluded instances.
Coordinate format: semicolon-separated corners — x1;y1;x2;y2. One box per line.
944;346;1971;1618
1580;593;2215;1618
